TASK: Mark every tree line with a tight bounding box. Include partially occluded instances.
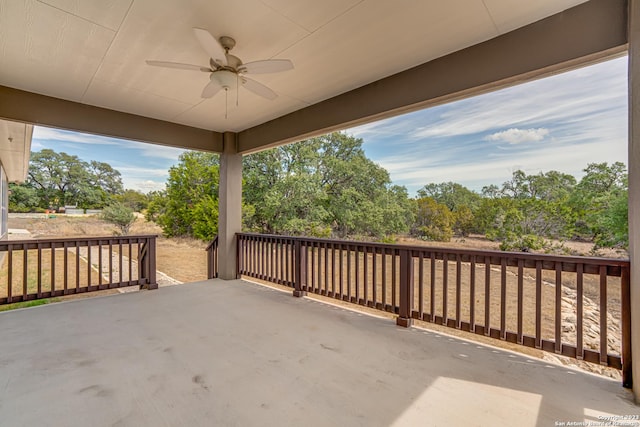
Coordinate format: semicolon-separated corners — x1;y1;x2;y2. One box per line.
9;148;150;213
10;136;628;250
145;132;628;251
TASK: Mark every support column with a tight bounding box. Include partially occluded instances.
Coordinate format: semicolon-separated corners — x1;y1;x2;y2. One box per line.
628;0;640;400
218;132;242;280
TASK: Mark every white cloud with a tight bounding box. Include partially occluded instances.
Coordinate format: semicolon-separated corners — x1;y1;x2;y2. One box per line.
33;127;124;146
352;57;627;144
484;128;549;144
121;178;166;193
115;166;170;178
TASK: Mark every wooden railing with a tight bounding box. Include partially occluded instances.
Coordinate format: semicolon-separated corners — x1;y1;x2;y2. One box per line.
0;235;157;304
206;235;219;279
236;233;632;388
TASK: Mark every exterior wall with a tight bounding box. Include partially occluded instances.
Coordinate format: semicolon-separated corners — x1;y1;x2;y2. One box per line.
1;163;7;240
629;0;640;402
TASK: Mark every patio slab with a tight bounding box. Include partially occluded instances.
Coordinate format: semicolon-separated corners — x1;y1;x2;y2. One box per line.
0;279;637;426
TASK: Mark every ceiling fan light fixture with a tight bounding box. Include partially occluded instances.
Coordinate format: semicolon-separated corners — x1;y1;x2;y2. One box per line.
211;70;237;90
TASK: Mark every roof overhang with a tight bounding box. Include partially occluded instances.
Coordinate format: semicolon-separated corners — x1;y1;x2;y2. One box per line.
0;119;33;183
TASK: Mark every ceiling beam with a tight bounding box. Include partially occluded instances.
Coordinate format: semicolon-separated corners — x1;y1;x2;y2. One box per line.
0;86;224;152
238;0;628;154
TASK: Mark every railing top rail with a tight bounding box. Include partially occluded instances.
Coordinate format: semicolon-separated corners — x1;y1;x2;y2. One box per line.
0;234;158;248
236;232;630;267
205;235;219;251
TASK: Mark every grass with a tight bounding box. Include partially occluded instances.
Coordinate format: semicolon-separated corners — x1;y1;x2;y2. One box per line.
0;298;61;312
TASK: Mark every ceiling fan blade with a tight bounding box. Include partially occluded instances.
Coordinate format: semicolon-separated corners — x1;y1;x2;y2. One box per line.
201;80;223;98
193;28;228;66
240;59;294;74
242;77;277;100
146;60;211;72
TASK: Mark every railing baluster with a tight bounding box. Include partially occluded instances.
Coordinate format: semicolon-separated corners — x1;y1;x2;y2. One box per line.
555;262;562;353
7;247;12;303
363;245;368;304
324;243;329;296
75;241;80;292
430;252;435;322
318;243;323;294
119;241;123;286
485;257;491;336
50;243;56;295
456;254;461;329
442;253;448;326
418;252;424;318
98;241;103;286
63;242;68;294
331;243;336;296
500;257;506;339
347;245;352;301
128;240;133;285
372;247;377;306
535;260;542;348
109;241;113;287
339;245;344;298
271;239;275;282
577;263;584;360
23;244;27;298
599;265;608;365
517;259;524;344
355;245;360;303
392;249;397;310
470;255;476;332
381;249;386;308
311;244;316;292
87;241;92;287
37;243;42;298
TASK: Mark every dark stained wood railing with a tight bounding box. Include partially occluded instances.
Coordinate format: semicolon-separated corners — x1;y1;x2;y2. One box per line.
236;233;632;388
206;236;219;279
0;235;157;305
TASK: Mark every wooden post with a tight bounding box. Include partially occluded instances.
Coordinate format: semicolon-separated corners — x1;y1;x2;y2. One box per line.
293;239;307;297
142;236;158;290
396;249;414;327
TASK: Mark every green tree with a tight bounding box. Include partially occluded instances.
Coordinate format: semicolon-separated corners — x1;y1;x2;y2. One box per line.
114;190;150;212
16;149;124;210
570;162;628;247
146;151;220;238
417;182;481;211
101;203;136;235
8;183;40;212
243;132;412;238
412;197;453;241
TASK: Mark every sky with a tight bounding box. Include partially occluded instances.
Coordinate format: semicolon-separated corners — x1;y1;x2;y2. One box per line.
31;56;628;196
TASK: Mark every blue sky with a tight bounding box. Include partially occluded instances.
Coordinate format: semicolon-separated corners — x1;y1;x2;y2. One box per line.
32;56;628;196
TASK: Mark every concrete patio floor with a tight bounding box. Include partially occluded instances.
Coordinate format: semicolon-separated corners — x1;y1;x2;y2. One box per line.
0;279;637;426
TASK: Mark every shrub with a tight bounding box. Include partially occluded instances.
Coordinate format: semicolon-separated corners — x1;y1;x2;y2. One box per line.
101;203;136;235
499;233;545;252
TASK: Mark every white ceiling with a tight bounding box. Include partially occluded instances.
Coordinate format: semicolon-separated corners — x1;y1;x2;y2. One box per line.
0;0;588;133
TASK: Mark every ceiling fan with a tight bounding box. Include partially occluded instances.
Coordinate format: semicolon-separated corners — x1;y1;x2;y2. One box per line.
146;28;293;102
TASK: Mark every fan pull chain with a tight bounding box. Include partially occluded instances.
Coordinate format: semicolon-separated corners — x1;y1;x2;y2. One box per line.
225;88;228;119
236;74;239;106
